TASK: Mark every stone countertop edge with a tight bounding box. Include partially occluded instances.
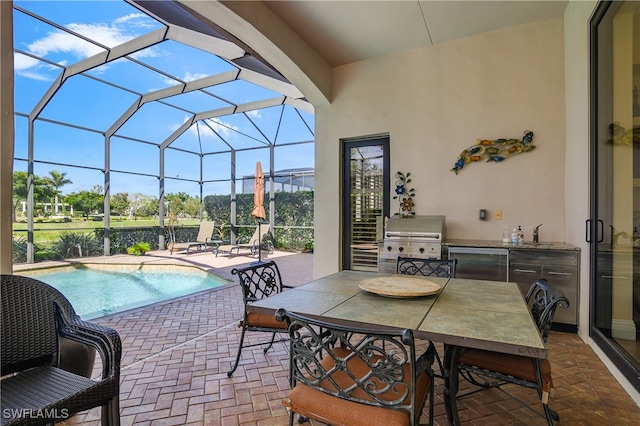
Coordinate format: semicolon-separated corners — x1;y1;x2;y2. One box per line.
443;239;580;251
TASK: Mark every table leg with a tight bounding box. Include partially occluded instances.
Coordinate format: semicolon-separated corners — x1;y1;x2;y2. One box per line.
443;344;461;426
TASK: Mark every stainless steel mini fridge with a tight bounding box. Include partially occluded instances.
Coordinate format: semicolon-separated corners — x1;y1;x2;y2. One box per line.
447;247;509;282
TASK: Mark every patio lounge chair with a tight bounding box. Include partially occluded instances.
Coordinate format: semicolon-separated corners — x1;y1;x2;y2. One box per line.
215;223;274;258
1;274;122;426
168;220;216;254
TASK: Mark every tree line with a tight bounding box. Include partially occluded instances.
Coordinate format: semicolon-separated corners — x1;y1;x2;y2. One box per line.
12;170;202;221
12;170;315;258
13;170;314;228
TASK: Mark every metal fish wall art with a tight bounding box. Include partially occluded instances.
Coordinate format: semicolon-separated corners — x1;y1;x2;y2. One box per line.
451;130;535;174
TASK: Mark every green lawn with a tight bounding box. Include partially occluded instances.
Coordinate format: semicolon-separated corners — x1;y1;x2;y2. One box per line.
12;217;200;247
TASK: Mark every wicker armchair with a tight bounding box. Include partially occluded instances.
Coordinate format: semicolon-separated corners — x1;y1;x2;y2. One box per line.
1;274;122;426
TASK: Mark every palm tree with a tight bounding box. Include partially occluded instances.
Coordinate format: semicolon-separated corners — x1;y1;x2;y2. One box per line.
49;170;72;215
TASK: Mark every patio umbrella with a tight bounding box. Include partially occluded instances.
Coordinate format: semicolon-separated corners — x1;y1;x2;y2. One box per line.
251;161;266;220
251;161;266;261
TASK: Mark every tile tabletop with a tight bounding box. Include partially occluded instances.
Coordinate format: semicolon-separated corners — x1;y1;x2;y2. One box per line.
249;272;546;358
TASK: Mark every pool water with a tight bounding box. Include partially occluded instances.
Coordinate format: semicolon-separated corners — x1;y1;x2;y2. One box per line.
25;268;227;319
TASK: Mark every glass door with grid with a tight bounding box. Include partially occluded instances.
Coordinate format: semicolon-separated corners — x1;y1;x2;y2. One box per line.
342;138;389;271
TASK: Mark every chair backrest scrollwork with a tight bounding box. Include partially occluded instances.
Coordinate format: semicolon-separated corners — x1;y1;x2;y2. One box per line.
276;308;435;419
231;260;284;304
525;278;570;342
397;257;457;278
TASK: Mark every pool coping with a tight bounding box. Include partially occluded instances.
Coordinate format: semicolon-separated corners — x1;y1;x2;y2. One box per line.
20;262;228;280
89;282;235;322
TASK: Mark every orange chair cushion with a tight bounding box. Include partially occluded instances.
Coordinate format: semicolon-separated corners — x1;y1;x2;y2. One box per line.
243;312;288;329
283;347;431;426
458;348;553;397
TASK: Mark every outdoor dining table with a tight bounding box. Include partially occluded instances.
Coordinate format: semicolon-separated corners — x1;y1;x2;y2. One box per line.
248;270;547;425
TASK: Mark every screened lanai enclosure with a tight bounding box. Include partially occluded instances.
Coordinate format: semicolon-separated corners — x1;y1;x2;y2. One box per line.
12;1;315;263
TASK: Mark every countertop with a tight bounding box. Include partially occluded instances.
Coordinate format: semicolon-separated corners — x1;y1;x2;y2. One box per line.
443;238;580;251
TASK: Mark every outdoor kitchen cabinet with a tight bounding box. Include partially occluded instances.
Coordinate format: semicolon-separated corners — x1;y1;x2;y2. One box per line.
445;240;580;331
509;249;579;331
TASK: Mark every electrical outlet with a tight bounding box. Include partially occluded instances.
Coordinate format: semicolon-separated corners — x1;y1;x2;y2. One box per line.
494;210;502;220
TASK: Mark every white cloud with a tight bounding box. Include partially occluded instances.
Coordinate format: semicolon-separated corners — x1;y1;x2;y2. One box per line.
14;52;60;81
14;69;52;82
183;72;209;83
246;110;261;119
192;122;215;139
28;27;111;59
114;13;147;25
129;45;162;60
206;118;239;138
17;12;159;79
14;52;41;72
171;117;238;141
28;31;103;59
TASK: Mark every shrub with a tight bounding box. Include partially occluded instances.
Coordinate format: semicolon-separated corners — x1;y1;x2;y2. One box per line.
35;249;59;262
99;227;159;254
12;236;28;263
53;231;102;259
126;242;151;256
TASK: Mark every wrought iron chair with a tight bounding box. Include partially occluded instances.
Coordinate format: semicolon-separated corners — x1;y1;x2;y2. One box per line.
446;278;569;425
227;260;293;377
276;308;437;426
1;274;122;426
397;256;457;379
396;256;457;277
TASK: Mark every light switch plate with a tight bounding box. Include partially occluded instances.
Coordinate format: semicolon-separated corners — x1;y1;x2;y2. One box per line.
494;210;502;220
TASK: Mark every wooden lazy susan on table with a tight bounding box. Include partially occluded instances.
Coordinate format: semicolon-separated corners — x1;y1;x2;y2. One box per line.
358;276;441;298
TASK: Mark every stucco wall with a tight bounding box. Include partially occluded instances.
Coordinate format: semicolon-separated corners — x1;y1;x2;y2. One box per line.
314;17;566;278
564;0;594;343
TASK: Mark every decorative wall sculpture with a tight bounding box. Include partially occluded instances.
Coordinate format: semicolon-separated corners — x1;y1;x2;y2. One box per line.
393;171;415;217
451;130;535;174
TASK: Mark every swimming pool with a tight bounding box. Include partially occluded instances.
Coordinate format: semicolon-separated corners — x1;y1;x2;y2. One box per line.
23;266;229;320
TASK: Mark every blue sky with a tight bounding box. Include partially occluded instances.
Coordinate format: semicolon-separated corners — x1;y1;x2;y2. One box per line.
13;1;315;197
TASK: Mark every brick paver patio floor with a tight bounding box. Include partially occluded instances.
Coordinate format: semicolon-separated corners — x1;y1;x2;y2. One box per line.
15;250;640;425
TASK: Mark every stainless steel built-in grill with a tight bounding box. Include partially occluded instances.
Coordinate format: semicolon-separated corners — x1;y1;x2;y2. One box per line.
379;215;446;273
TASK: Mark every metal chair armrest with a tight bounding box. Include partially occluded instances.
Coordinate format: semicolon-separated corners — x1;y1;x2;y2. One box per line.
416;342;437;376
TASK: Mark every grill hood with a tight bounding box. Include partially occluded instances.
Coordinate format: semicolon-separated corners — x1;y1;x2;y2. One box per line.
384;215;446;240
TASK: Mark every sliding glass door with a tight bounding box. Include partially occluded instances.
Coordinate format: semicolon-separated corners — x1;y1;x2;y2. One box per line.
591;0;640;391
